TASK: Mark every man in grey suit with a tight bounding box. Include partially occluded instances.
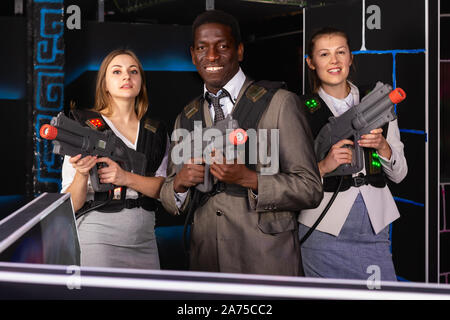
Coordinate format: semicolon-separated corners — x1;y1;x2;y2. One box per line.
160;10;323;276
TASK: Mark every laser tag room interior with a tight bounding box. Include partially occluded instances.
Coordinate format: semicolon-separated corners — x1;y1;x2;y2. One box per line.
0;0;449;299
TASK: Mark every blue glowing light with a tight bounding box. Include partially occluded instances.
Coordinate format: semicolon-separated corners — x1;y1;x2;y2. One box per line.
0;88;25;100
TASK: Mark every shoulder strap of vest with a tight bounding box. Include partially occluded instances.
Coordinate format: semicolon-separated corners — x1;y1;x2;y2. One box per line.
180;81;287;132
180;95;204;131
301;93;325;115
70;109;110;132
300;93;332;139
143;117;160;134
232;80;286;130
137;115;168;176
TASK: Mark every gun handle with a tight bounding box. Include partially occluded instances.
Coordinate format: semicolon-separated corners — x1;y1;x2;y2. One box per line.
325;138;364;177
89;161;115;192
195;164;214;193
353;135;364;173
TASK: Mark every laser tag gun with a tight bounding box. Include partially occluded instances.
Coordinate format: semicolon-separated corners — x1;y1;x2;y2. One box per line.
175;115;248;193
39;112;147;192
314;82;406;177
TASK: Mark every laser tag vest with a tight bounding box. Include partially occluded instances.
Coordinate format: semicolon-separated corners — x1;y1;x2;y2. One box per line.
70;109;168;213
301;88;389;192
179;80;286;196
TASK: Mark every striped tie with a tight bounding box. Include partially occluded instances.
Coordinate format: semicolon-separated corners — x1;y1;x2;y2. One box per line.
206;90;229;124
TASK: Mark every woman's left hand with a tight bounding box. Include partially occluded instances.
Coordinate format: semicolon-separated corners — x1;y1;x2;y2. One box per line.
96;157;130;186
358;128;392;159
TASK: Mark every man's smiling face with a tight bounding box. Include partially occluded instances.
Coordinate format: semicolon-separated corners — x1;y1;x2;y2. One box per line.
190;23;244;94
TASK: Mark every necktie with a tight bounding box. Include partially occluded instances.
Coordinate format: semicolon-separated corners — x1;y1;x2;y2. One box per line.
206;90;229;124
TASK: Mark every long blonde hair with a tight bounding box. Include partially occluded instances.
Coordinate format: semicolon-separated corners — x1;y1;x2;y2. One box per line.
94;49;148;120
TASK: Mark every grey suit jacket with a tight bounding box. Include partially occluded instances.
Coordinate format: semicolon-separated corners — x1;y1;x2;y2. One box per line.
160;78;323;276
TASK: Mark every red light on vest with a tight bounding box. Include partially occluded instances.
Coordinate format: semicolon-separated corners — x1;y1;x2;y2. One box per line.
89;118;104;129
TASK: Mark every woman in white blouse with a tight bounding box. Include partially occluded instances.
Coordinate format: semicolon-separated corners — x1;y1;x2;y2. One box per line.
62;49;168;269
298;27;408;280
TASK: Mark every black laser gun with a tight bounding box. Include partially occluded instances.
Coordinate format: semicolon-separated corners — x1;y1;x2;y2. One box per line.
40;112;146;192
314;82;406;177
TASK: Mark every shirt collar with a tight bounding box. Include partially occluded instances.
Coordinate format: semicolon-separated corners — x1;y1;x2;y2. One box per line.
318;81;360;116
203;67;246;103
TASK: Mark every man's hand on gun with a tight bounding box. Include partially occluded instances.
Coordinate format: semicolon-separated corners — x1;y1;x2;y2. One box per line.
209;150;258;191
173;115;251;193
173;158;205;193
174;150;258;193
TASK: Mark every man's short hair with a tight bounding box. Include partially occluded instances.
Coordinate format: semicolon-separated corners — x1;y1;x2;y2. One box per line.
192;10;242;47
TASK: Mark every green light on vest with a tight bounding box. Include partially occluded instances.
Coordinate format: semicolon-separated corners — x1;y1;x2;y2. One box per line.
305;99;318;109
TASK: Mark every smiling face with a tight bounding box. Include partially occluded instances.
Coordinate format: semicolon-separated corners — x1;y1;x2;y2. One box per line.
105;54;142;101
306;34;353;94
190;23;244;94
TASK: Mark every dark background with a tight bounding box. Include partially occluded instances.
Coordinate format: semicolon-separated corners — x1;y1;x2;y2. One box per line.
0;0;447;283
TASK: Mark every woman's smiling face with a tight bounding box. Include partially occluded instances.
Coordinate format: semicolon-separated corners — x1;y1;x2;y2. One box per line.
307;34;353;92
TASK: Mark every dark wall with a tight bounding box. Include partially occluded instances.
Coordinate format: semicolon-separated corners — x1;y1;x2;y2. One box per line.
0;17;27;195
243;33;302;94
64;20;201;122
441;62;450;183
440;58;450;283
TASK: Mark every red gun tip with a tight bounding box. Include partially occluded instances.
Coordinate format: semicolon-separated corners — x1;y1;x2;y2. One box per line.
40;124;58;140
389;88;406;104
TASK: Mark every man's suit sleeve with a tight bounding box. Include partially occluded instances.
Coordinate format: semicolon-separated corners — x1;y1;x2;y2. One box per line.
253;90;323;212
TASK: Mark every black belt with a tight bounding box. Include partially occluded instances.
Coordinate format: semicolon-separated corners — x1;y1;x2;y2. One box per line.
350;174;369;187
124;198;144;209
323;173;386;192
95;197;157;213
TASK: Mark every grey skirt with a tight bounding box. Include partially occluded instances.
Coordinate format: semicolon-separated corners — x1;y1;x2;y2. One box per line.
76;207;160;270
298;193;397;281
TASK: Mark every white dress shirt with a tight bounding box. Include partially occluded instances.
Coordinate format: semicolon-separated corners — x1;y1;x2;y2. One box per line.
298;82;408;236
61;115;169;201
205;67;246;120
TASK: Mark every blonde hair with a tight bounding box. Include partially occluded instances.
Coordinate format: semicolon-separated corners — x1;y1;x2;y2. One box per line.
94;49;148;120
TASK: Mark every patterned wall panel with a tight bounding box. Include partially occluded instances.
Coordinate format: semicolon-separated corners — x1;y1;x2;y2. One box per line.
30;0;64;193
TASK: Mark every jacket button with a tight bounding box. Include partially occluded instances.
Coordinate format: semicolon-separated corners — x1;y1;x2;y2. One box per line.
216;210;223;216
